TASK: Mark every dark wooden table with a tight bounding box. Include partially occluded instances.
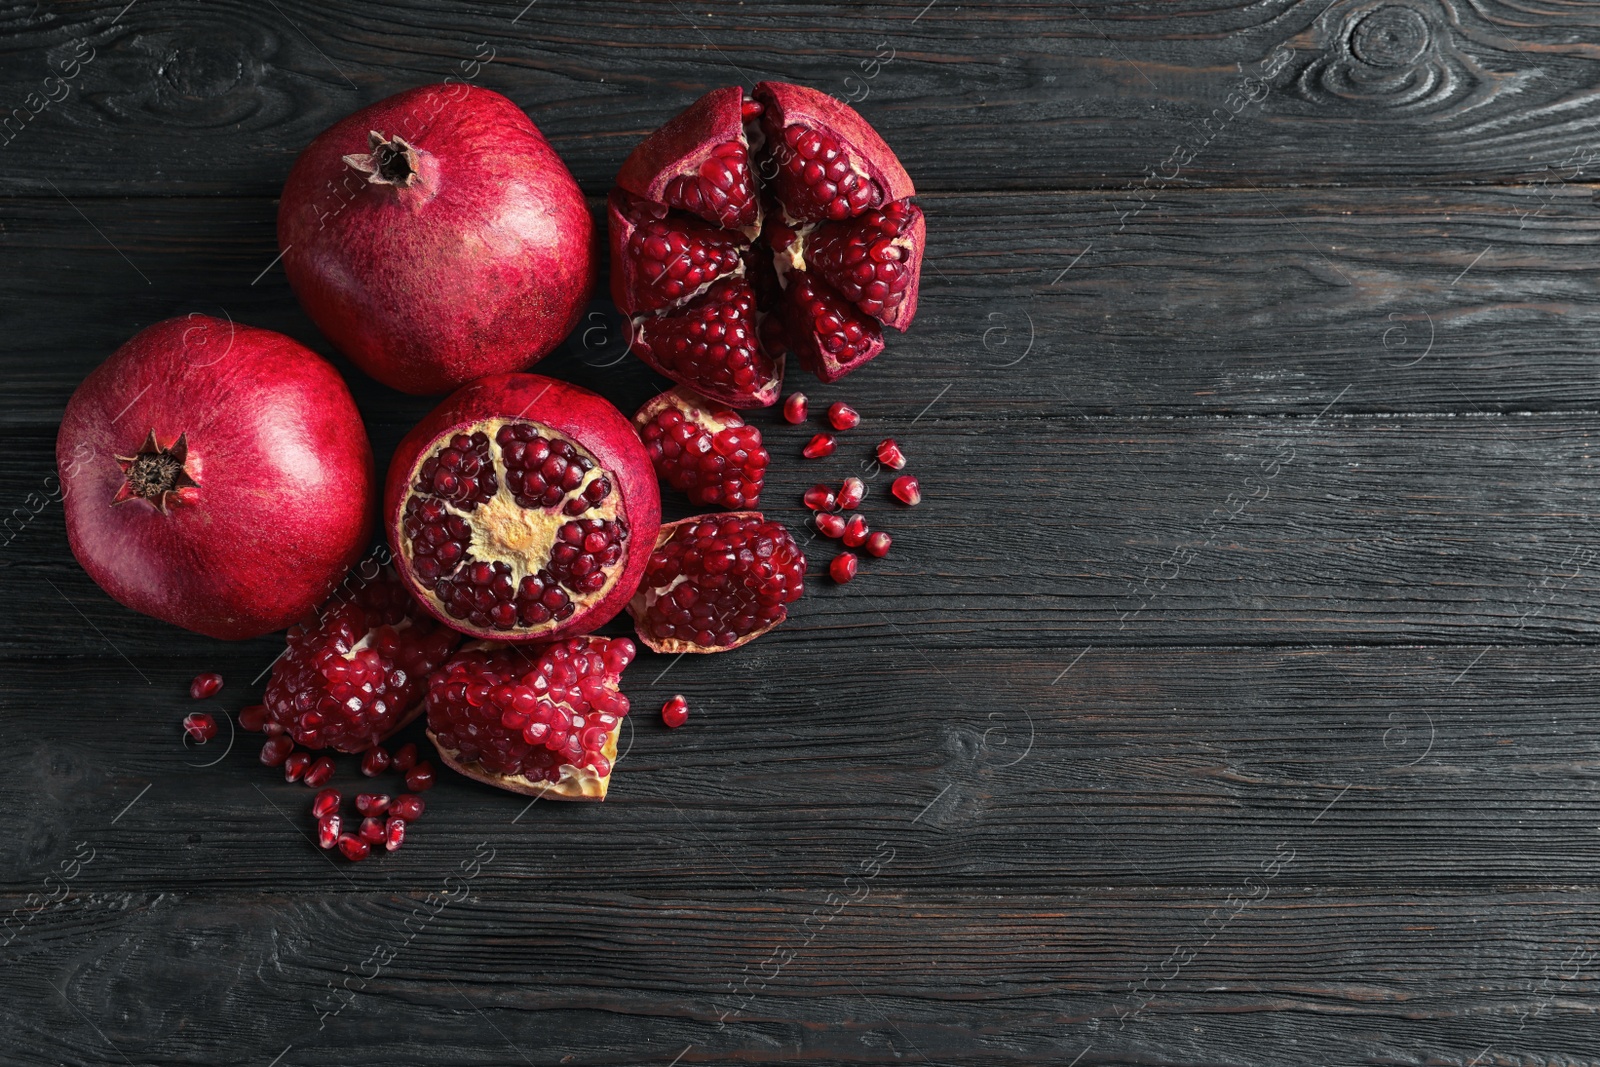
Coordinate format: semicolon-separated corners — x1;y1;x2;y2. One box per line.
6;2;1600;1064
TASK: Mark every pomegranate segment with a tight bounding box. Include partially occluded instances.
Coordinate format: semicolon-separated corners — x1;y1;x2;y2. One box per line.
755;81;914;225
263;568;460;754
426;637;636;801
634;387;768;510
808;202;925;331
608;193;746;315
783;271;886;385
627;512;806;654
629;278;784;409
386;375;661;644
615;87;761;235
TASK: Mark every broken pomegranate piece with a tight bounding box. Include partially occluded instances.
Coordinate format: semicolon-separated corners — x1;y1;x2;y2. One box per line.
634;386;768;509
426;636;636;801
627;511;806;654
262;567;461;753
609;81;922;397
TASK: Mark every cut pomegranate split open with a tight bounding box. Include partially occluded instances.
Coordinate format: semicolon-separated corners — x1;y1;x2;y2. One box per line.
634;386;768;509
426;637;635;801
386;374;661;643
610;82;923;400
627;511;806;654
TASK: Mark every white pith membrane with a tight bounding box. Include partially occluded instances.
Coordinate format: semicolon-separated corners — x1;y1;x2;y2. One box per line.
428;726;618;801
399;418;627;636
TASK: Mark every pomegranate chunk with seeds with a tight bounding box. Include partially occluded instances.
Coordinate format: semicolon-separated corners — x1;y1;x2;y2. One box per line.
628;512;806;654
263;567;460;754
427;636;636;801
661;694;689;728
635;387;769;510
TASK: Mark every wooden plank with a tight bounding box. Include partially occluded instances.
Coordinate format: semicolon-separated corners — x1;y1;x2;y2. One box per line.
5;0;1600;195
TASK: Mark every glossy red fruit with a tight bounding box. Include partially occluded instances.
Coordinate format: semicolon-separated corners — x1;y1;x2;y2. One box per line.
628;512;806;653
260;736;294;767
338;834;370;861
355;794;392;817
303;757;335;789
610;82;921;396
892;475;922;505
385;817;406;852
404;762;436;792
264;567;460;753
803;484;837;512
802;433;837;459
318;814;341;849
877;438;906;470
284;751;312;783
56;316;375;640
358;817;386;845
827;403;860;431
278;86;594;395
634;387;769;509
815;512;846;538
830;551;859;583
386;374;661;643
391;794;425;821
842;515;869;548
182;713;217;743
865;530;892;558
661;694;689;728
782;393;809;424
189;673;223;700
361;747;392;777
393;743;419;773
837;477;864;510
312;789;341;820
238;705;267;732
427;637;635;800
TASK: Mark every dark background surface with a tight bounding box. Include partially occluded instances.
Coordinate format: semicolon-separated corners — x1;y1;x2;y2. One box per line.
4;1;1600;1064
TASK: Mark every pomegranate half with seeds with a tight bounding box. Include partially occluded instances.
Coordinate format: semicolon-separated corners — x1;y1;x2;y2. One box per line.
610;81;923;401
628;512;806;653
426;637;635;800
385;374;660;642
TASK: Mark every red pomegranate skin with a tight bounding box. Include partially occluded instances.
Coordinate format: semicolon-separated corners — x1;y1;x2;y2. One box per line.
384;373;661;642
278;85;596;395
56;316;376;640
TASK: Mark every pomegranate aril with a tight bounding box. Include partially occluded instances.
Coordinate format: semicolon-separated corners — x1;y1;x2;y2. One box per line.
877;439;906;470
405;762;437;792
303;756;335;788
385;817;406;852
188;672;223;700
891;475;921;505
662;694;689;728
260;735;294;767
815;512;846;538
359;817;386;845
312;789;341;820
391;794;425;821
355;793;392;816
338;834;370;862
842;515;869;548
827;402;860;431
865;530;892;558
317;814;341;850
361;747;391;777
782;393;808;424
182;712;217;742
837;477;864;510
238;704;267;732
393;743;418;773
803;484;837;512
803;433;837;459
830;551;859;583
284;750;312;783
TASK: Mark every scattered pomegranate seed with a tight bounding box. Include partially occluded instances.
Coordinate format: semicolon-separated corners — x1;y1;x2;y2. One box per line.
802;433;837;459
891;475;921;505
803;484;837;512
815;512;846;538
837;477;864;510
385;817;406;851
391;794;425;821
317;814;341;849
260;736;294;767
312;789;341;820
830;552;859;583
337;834;370;861
284;751;312;783
661;694;689;728
182;712;217;743
827;402;860;431
404;762;436;792
877;439;907;470
361;747;392;777
358;817;386;845
842;515;869;548
304;756;335;788
865;531;892;558
238;705;267;732
392;743;419;773
355;793;391;817
782;392;808;424
188;672;223;700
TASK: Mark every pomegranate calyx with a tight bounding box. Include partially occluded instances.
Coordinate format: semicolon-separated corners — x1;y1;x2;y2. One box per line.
343;131;424;188
113;430;199;513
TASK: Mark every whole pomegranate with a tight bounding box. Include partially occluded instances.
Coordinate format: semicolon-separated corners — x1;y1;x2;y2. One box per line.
278;85;595;395
56;315;375;640
610;81;923;403
385;374;660;642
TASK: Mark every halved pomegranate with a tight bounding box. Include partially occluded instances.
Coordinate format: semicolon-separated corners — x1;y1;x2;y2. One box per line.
426;637;635;801
627;512;806;653
610;82;922;399
634;386;767;509
385;374;660;642
263;567;460;752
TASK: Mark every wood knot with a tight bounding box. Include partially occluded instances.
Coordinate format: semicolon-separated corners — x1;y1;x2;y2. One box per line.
1347;5;1431;69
